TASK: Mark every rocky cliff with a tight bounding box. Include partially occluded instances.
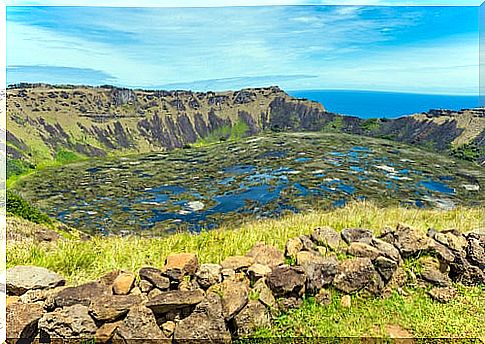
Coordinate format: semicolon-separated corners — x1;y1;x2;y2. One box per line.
6;84;485;169
6;84;323;165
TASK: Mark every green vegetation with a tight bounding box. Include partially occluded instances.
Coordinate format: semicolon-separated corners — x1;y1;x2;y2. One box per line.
6;190;52;225
195;121;250;146
7;202;483;284
253;286;485;339
7;201;485;339
6;159;35;179
361;118;381;132
451;142;481;162
55;149;83;164
323;116;344;132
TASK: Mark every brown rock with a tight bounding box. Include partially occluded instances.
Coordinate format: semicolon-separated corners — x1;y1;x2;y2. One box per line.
96;322;120;344
7;302;44;340
315;288;332;306
311;227;343;250
443;230;468;251
252;278;277;309
374;256;398;282
419;257;451;287
164;253;198;281
161;321;176;338
428;286;458;303
146;289;205;314
89;294;140;322
115;305;168;341
54;281;110;308
6;296;20;306
210;280;248;320
7;266;65;296
266;265;306;297
220;256;254;271
285;237;303;258
340;295;351;308
247;263;272;282
467;238;485;269
341;228;373;244
247;242;284;268
346;242;381;260
333;258;381;294
148;288;163;300
277;297;303;312
112;271;135;295
38;304;97;339
139;267;170;290
393;223;432;258
196;263;222;289
371;238;401;262
139;279;154;293
234;300;271;336
173;292;231;343
297;253;338;292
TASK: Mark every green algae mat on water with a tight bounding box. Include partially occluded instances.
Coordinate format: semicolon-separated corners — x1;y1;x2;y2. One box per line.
13;133;484;236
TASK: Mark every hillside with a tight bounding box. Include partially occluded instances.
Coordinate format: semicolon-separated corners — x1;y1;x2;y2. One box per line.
6;84;485;175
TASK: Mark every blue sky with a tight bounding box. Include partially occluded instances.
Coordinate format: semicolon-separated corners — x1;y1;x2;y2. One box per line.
6;4;480;94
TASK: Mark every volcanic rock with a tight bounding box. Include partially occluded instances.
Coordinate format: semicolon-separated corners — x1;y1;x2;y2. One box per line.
7;266;65;296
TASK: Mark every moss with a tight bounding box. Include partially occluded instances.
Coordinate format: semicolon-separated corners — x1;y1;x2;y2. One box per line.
55;149;83;164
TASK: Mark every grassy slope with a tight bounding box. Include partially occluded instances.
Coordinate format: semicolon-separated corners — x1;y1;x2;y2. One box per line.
7;202;485;338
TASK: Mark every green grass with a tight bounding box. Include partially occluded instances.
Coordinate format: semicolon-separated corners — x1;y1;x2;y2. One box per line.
7;201;485;339
195;120;250;146
361;118;381;132
7;201;483;284
253;286;485;339
55;149;83;164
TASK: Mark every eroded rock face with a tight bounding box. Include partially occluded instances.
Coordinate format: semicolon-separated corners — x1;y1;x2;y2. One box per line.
173;292;231;343
39;304;97;340
6;302;44;340
333;258;381;294
115;305;168;341
146;289;205;314
247;243;284;268
266;265;306;297
7;266;65;296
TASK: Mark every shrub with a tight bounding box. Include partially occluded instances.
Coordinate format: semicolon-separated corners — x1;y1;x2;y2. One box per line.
6;190;52;225
450;142;480;162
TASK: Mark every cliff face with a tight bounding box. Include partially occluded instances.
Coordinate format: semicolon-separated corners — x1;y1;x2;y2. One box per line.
6;85;324;163
6;84;485;167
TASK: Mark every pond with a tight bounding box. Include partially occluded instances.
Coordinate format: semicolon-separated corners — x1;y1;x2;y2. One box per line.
14;132;484;236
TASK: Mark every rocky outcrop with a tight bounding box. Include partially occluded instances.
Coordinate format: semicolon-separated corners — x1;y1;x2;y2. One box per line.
6;223;484;342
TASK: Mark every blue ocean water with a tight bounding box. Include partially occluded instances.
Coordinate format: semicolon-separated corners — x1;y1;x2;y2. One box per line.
288;90;479;119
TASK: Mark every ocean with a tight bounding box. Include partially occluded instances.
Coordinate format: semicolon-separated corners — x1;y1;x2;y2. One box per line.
288;90;480;119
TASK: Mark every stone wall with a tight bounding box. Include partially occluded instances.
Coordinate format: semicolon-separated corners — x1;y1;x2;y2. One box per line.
6;224;484;342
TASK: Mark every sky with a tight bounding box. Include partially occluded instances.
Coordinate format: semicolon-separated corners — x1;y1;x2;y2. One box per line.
6;3;481;94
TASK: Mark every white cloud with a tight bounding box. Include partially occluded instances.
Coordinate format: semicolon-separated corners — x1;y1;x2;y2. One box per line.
6;0;484;6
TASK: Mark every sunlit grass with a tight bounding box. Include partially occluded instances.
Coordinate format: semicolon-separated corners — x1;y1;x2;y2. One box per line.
7;201;483;284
